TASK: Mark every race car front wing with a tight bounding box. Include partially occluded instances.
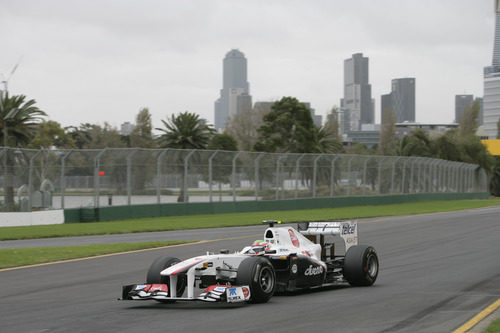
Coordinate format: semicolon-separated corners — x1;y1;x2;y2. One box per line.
121;284;251;303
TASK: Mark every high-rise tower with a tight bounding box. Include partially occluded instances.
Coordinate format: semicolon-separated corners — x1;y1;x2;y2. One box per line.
342;53;374;131
381;78;416;124
214;49;252;131
483;0;500;138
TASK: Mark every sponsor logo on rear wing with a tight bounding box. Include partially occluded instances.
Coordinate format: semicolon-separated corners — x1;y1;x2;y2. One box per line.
298;221;358;250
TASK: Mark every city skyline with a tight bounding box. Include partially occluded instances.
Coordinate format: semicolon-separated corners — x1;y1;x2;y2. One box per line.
0;1;493;130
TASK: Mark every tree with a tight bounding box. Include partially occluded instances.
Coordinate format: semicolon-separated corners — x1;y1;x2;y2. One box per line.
130;107;155;148
156;112;214;149
0;93;46;147
398;129;433;157
156;111;215;201
497;118;500;139
324;107;341;141
459;100;480;137
226;103;269;151
0;93;46;210
28;120;75;149
490;157;500;196
207;133;239;200
315;125;344;154
253;97;317;153
378;108;397;156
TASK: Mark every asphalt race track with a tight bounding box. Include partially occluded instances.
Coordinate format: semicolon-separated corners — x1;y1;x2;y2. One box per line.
1;206;499;332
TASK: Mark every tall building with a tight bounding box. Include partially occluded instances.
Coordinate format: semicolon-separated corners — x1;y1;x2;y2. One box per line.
483;0;500;139
381;78;415;124
342;53;374;131
455;94;474;123
214;49;252;131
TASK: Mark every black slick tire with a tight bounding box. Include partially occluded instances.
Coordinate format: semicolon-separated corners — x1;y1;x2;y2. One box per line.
343;245;379;286
236;256;276;303
146;256;185;301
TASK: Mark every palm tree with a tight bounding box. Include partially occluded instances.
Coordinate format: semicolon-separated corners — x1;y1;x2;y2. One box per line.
156;112;214;201
1;93;46;210
157;112;214;149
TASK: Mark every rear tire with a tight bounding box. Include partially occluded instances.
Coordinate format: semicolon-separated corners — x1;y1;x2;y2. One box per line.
146;256;186;301
343;245;379;286
236;256;276;303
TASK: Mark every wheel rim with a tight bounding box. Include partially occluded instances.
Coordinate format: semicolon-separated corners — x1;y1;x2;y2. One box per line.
367;254;378;277
259;266;274;293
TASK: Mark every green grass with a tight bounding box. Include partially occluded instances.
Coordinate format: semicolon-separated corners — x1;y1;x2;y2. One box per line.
0;241;193;269
1;198;499;241
484;318;500;333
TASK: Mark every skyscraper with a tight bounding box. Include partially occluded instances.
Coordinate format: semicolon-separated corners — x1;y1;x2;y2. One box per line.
381;78;415;124
214;49;252;131
455;94;474;123
342;53;374;131
483;0;500;139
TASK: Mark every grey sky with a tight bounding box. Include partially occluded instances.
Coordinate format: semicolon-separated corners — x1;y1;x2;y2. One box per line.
0;0;493;130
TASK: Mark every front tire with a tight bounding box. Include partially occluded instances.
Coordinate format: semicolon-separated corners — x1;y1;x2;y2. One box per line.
146;256;186;301
343;245;379;286
236;256;276;303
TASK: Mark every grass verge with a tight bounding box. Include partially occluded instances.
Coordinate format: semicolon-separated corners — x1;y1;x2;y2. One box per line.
1;198;499;241
483;317;500;333
0;241;193;269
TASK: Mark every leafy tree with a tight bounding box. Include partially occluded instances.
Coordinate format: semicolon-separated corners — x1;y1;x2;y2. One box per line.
459;99;480;137
156;112;214;201
208;133;238;151
324;106;341;141
253;97;317;153
207;133;239;200
497;118;500;139
378;108;397;156
398;129;433;157
460;135;494;174
0;93;46;210
28;120;75;149
490;157;500;196
65;123;93;149
130;107;155;148
226;104;268;151
432;130;462;162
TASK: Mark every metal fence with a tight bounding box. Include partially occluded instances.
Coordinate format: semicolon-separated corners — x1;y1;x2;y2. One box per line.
0;147;489;211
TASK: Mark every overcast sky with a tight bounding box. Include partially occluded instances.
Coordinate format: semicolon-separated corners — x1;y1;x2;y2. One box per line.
0;0;495;131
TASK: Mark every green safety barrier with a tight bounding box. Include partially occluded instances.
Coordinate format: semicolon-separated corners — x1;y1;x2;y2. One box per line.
63;192;490;223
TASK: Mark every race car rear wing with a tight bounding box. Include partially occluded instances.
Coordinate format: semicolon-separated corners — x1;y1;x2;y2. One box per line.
298;221;358;251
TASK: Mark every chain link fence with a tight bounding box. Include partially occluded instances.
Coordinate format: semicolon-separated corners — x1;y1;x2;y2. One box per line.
0;147;488;211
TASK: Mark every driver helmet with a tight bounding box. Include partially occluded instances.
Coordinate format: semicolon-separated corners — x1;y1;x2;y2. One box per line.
250;240;269;254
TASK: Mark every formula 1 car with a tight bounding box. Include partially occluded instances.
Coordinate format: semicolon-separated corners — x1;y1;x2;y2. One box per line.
121;220;379;304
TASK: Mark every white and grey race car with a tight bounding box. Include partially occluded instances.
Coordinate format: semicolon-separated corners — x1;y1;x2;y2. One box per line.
121;220;379;304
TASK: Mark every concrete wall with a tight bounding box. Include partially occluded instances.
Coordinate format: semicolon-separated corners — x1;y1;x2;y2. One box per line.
0;210;65;227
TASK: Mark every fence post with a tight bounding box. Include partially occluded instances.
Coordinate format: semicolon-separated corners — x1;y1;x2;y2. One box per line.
400;158;410;193
232;152;241;202
377;157;388;194
295;154;305;199
254;153;265;201
28;151;42;211
183;150;196;203
390;157;402;194
208;150;219;203
312;155;322;198
362;156;373;196
60;150;73;209
156;149;168;204
346;155;355;196
93;149;107;208
126;149;138;206
330;155;340;197
275;155;284;200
